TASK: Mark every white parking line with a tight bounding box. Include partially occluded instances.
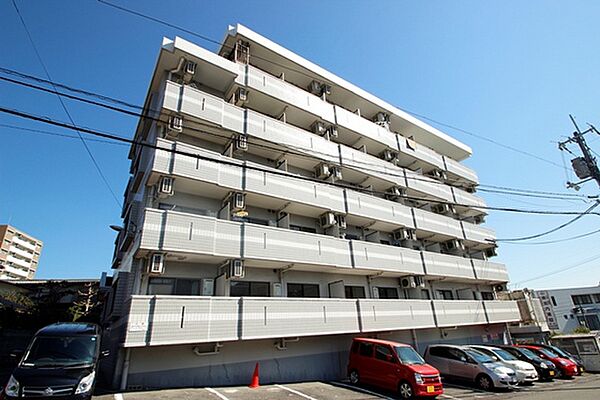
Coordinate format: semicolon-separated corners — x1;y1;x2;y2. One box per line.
440;394;461;399
275;384;319;400
330;382;395;400
114;394;124;400
205;387;230;400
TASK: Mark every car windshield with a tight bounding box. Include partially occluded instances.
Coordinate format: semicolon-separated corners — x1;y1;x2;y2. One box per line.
465;349;495;363
548;346;569;358
538;348;559;358
22;336;97;367
492;348;517;361
519;348;543;362
395;346;426;365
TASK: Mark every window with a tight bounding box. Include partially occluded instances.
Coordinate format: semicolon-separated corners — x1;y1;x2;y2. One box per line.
551;296;557;306
375;345;393;362
344;234;361;240
437;290;454;300
289;225;317;233
420;289;431;300
593;294;600;303
429;346;452;359
377;287;399;299
174;279;201;295
287;283;320;298
230;281;270;297
359;342;373;357
572;295;593;305
345;286;366;299
232;216;269;226
481;291;494;300
148;278;175;295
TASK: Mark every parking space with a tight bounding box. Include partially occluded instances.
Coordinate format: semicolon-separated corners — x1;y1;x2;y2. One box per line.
93;373;600;400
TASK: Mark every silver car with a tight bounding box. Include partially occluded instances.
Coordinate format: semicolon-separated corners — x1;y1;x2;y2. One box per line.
424;344;518;390
467;345;538;385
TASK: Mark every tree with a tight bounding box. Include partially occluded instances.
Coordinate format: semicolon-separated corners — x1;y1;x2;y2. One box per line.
69;282;100;321
572;326;591;334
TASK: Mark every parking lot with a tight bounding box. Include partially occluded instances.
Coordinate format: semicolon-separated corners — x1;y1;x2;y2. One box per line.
94;373;600;400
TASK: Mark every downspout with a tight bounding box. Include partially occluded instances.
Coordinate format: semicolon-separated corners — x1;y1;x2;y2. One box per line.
120;348;131;391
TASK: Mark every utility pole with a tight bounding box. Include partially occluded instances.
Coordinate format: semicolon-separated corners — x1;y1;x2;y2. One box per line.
558;115;600;190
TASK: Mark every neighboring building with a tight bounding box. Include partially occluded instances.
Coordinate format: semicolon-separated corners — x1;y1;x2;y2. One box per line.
102;24;520;390
0;225;43;280
535;284;600;333
501;289;550;343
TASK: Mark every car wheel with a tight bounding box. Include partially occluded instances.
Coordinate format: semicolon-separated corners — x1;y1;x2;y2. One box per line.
398;381;414;399
476;374;494;391
349;370;360;385
555;369;562;379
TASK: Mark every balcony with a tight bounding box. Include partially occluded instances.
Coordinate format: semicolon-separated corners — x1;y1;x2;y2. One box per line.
422;252;476;281
123;296;240;347
344;190;415;231
350;240;425;275
123;296;520;347
359;299;436;332
397;135;445;171
333;105;398;152
404;169;454;202
484;300;520;324
433;300;488;327
471;259;509;283
452;187;486;215
461;222;496;247
444;156;479;185
241;297;360;340
244;64;336;123
412;208;464;241
339;144;405;190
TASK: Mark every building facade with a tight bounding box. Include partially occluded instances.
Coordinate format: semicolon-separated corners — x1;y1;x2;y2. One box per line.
0;225;43;280
535;284;600;333
501;289;550;343
102;24;521;390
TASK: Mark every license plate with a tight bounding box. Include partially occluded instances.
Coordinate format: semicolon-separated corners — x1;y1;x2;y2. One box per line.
549;371;555;376
427;386;435;393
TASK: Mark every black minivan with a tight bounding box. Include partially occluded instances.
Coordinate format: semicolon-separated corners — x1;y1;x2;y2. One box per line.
3;323;107;399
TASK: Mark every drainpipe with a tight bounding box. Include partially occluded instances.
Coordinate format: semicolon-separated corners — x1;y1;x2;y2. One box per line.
120;348;131;391
411;329;419;353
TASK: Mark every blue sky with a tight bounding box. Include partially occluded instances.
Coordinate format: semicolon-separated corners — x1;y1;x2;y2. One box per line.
1;0;600;289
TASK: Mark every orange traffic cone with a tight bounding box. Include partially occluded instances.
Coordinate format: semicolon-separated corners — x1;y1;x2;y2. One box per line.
249;362;260;388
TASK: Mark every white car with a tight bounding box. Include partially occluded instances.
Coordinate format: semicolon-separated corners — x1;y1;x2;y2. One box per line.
468;345;538;385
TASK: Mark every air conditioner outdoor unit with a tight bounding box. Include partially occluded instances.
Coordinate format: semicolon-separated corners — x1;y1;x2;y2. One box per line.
485;247;498;258
473;215;485;224
380;149;398;162
168;115;183;132
234;87;248;106
330;167;342;180
320;84;332;96
157;176;175;197
414;275;425;288
494;284;507;292
307;80;322;95
443;239;465;252
385;186;406;200
227;259;244;279
400;276;417;289
185;60;197;75
149;253;165;274
319;212;336;228
431;203;455;215
311;121;327;136
235;135;248;151
393;228;416;241
325;126;338;139
335;214;347;229
429;169;448;181
373;112;390;129
231;192;246;211
315;163;330;179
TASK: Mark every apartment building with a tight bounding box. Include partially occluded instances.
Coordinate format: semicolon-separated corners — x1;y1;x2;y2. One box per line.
0;225;43;280
501;289;550;343
535;284;600;333
102;24;521;390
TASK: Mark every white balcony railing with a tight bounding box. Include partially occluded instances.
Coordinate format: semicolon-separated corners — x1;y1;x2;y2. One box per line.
422;252;476;280
471;259;510;283
334;105;398;150
123;296;520;347
350;240;424;275
433;300;488;327
461;222;496;245
444;156;479;185
344;190;415;230
484;300;521;324
397;135;445;170
412;208;464;239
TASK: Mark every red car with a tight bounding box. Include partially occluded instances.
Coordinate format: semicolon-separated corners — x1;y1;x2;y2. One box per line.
348;338;443;399
517;345;578;378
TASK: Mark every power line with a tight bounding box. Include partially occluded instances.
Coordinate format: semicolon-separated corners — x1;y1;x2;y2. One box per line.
3;104;600;218
96;0;565;171
495;201;600;242
0;123;128;146
500;227;600;246
511;252;600;287
0;67;589;203
10;0;121;208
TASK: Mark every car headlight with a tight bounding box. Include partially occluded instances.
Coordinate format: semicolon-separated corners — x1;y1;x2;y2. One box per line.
414;373;423;384
493;367;510;377
75;371;96;394
540;363;548;369
4;375;19;397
